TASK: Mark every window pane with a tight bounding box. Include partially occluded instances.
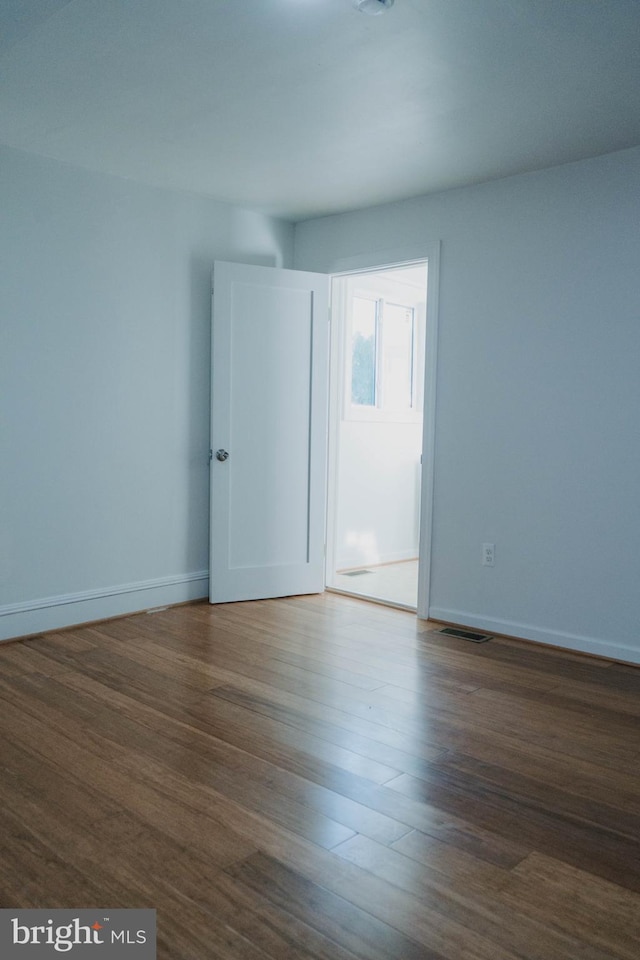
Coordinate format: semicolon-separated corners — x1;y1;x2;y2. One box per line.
351;297;377;406
381;303;414;410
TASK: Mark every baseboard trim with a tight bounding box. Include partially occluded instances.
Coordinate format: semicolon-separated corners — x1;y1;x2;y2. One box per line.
0;571;209;642
428;607;640;666
336;549;418;570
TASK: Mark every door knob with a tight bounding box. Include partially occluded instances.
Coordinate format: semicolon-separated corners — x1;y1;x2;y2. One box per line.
215;449;229;462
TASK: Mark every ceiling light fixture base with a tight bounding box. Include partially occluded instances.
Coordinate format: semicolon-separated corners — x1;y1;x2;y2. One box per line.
353;0;395;16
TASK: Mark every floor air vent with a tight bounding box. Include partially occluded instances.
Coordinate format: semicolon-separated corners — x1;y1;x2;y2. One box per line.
439;626;492;643
341;569;373;577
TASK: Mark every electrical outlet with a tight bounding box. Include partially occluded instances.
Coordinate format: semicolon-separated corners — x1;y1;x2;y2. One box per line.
482;543;495;566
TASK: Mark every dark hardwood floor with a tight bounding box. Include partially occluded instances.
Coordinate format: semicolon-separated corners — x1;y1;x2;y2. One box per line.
1;593;639;959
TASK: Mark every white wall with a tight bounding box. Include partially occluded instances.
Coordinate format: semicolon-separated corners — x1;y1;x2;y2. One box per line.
335;420;421;570
295;146;640;664
0;146;293;640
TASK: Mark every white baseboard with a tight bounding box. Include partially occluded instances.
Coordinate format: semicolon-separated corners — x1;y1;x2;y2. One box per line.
428;607;640;666
0;571;209;642
336;548;419;571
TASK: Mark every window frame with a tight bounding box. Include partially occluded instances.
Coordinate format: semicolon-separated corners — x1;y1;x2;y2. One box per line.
343;277;426;424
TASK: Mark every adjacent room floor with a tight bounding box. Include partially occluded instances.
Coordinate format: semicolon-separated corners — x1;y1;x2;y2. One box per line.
0;593;638;959
331;559;419;609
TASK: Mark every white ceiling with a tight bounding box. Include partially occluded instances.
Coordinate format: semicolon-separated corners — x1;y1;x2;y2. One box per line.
2;0;640;221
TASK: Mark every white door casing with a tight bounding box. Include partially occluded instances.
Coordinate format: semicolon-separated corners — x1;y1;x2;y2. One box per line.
209;261;330;603
326;243;440;620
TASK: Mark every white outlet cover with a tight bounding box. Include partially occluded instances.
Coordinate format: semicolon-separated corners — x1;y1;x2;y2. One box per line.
482;543;495;565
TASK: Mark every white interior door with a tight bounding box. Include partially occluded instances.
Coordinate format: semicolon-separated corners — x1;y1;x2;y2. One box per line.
209;261;330;603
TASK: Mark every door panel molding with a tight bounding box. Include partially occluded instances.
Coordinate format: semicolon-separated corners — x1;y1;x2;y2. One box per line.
210;261;329;603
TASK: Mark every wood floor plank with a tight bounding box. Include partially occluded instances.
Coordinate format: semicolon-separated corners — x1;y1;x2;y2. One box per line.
225;851;448;960
379;713;640;813
0;684;258;870
1;593;638;959
270;647;482;695
146;849;366;960
434;750;640;841
1;673;362;852
468;685;640;757
180;689;403;785
222;841;522;960
0;642;77;677
208;682;449;778
499;852;640;960
0;810;134;910
52;666;411;846
389;828;514;889
385;767;640;891
329;833;622;960
542;674;640;717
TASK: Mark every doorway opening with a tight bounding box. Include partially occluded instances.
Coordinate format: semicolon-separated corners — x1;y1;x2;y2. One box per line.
326;261;428;611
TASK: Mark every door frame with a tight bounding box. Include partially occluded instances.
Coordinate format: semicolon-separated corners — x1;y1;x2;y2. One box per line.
325;242;440;620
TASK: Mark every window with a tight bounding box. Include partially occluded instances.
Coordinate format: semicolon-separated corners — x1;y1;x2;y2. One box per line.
379;301;415;412
346;287;424;421
351;297;377;406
